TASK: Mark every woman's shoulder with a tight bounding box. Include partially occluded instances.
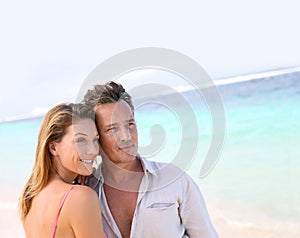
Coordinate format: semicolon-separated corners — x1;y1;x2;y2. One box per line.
63;185;103;233
66;185;99;204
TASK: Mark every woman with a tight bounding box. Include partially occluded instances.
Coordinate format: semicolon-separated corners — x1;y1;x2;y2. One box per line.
19;103;105;238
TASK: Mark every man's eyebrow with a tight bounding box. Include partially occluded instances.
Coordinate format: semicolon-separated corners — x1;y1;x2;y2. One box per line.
103;122;118;129
103;119;135;128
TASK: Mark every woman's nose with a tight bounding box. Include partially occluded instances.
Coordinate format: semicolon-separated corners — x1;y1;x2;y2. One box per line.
86;141;99;156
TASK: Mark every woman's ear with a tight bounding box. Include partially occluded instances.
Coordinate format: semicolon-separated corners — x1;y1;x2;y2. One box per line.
49;142;58;156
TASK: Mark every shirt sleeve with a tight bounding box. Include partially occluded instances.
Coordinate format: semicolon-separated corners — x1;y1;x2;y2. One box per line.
179;173;219;238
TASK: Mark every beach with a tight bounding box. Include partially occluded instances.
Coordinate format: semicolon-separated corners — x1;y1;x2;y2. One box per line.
4;192;300;238
1;69;300;237
210;202;300;238
205;190;300;238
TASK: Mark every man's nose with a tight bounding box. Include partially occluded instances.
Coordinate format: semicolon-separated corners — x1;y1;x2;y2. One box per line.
118;126;131;141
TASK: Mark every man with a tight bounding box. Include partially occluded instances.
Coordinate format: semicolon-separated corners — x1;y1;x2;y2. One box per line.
82;81;218;238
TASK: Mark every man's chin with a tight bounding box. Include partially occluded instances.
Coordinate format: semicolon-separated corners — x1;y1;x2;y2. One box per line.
115;154;138;165
119;148;137;157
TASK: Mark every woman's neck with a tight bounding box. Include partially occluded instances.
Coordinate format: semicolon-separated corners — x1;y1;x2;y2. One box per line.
52;168;76;184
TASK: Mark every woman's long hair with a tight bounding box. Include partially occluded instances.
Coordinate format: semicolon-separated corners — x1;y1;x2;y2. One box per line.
19;103;94;220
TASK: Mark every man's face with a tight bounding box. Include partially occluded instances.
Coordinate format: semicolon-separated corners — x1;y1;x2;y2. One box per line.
95;100;138;167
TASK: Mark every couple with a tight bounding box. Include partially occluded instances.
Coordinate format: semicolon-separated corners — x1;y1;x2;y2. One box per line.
19;81;218;238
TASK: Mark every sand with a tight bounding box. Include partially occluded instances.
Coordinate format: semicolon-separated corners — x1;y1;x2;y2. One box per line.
3;190;299;238
209;206;300;238
4;206;300;238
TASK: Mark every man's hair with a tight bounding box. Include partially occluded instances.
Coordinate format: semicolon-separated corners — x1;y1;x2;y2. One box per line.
82;81;134;112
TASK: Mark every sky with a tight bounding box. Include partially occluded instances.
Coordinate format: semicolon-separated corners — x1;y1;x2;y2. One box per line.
0;0;300;120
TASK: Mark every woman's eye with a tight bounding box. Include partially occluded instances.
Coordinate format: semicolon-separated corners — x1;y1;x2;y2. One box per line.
76;138;86;143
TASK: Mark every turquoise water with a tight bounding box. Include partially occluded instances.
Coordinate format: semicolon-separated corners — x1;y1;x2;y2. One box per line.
0;118;40;187
135;72;300;229
0;71;299;234
199;73;300;229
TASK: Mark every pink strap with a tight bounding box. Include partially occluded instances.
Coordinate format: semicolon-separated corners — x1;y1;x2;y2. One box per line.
51;185;77;238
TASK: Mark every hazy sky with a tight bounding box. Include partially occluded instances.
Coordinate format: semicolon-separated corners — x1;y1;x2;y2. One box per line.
1;0;300;119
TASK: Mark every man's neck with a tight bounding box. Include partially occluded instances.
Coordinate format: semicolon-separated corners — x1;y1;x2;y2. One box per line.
102;157;144;192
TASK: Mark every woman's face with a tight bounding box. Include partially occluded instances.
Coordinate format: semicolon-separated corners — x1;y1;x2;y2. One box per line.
53;118;100;178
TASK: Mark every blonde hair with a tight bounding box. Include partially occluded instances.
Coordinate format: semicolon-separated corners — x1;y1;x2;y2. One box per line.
19;103;94;220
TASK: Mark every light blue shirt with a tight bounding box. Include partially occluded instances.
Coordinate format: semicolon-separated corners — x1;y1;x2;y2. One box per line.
90;157;218;238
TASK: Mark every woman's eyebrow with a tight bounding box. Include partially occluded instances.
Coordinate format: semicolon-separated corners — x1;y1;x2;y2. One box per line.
75;132;87;136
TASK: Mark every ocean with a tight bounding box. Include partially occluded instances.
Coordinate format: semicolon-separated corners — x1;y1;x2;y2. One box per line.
0;69;299;237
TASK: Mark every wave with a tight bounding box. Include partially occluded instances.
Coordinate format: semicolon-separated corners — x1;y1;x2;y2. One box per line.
168;66;300;93
214;65;300;86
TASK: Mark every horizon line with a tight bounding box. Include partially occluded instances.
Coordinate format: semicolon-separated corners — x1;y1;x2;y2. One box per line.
1;65;299;123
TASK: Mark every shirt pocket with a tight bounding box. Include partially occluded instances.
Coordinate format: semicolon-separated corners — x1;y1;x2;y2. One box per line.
147;202;175;210
145;201;183;236
147;202;177;213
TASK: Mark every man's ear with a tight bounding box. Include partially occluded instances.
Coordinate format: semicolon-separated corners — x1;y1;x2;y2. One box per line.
49;142;58;156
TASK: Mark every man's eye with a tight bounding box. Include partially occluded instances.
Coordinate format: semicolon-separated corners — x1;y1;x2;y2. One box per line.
107;127;117;132
129;122;136;127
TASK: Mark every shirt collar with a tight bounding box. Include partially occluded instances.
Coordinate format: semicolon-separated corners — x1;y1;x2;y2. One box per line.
89;155;158;189
139;155;158;177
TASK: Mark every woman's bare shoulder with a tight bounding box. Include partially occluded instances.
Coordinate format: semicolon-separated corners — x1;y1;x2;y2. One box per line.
67;185;99;204
63;185;104;237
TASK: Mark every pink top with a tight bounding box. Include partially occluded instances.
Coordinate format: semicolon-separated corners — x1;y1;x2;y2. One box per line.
51;185;77;238
50;185;107;238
